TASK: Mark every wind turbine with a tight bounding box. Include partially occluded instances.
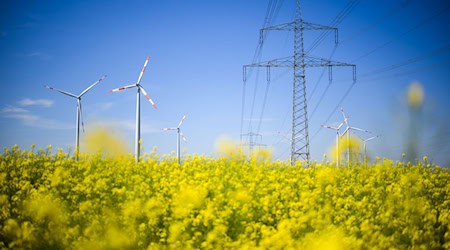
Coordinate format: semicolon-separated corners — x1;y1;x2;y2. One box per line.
45;75;107;158
321;115;348;167
108;55;157;161
162;114;188;164
358;135;380;165
340;108;370;163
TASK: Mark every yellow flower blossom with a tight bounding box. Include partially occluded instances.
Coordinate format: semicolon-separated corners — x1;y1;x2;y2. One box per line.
0;146;448;249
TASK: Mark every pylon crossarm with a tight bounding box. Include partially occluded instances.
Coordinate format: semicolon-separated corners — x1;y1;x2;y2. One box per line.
261;21;295;31
260;21;338;45
244;56;293;69
244;56;355;69
304;56;355;68
261;20;336;31
302;21;337;31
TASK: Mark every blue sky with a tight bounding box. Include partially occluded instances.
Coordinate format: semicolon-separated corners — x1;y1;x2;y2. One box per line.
1;0;449;165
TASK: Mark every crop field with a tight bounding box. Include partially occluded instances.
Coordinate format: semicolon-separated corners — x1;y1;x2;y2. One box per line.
1;145;449;249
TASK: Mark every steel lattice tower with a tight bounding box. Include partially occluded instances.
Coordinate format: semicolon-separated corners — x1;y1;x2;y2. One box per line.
292;0;308;164
243;0;356;165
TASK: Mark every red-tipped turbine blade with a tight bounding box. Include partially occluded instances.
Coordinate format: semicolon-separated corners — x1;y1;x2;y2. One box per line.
337;116;348;130
350;126;370;133
180;131;187;144
136;55;150;85
44;85;77;98
321;124;338;130
79;75;107;97
177;114;187;128
108;84;136;93
340;108;348;124
139;86;157;109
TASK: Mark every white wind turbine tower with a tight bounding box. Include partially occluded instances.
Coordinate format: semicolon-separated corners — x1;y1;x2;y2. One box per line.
358;135;380;165
321;115;348;167
340;108;370;163
108;55;157;161
45;75;107;158
162;114;188;164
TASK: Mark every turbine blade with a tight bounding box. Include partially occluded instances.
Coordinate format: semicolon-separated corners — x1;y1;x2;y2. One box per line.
177;114;187;128
79;101;85;133
364;136;378;142
108;84;136;93
321;124;338;130
341;127;350;137
136;55;150;85
139;86;157;109
355;133;364;141
162;128;176;131
44;85;77;98
79;75;107;97
340;108;349;125
350;126;370;133
337;116;348;130
180;131;187;144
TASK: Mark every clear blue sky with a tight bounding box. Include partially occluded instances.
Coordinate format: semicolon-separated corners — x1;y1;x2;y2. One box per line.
1;0;449;165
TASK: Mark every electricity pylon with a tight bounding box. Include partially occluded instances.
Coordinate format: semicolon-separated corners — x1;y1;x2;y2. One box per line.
241;132;266;154
243;0;356;166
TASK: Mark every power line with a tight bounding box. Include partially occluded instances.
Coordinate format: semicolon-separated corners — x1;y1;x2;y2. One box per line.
308;45;338;120
329;44;450;83
306;0;360;54
360;58;450;82
306;0;360;122
246;0;284;79
341;0;413;45
311;81;356;140
311;56;450;141
255;1;283;138
256;67;271;135
308;1;414;145
358;44;450;78
240;0;284;143
311;5;450;142
308;62;329;102
241;0;285;150
239;68;247;142
351;5;450;63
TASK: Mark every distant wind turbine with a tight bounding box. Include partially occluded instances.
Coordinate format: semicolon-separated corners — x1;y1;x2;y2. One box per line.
340;108;370;163
321;115;348;167
108;55;157;161
45;75;107;158
162;114;188;164
358;135;380;165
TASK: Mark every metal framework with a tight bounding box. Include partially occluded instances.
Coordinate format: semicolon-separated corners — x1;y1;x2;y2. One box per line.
243;0;356;165
241;132;266;154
